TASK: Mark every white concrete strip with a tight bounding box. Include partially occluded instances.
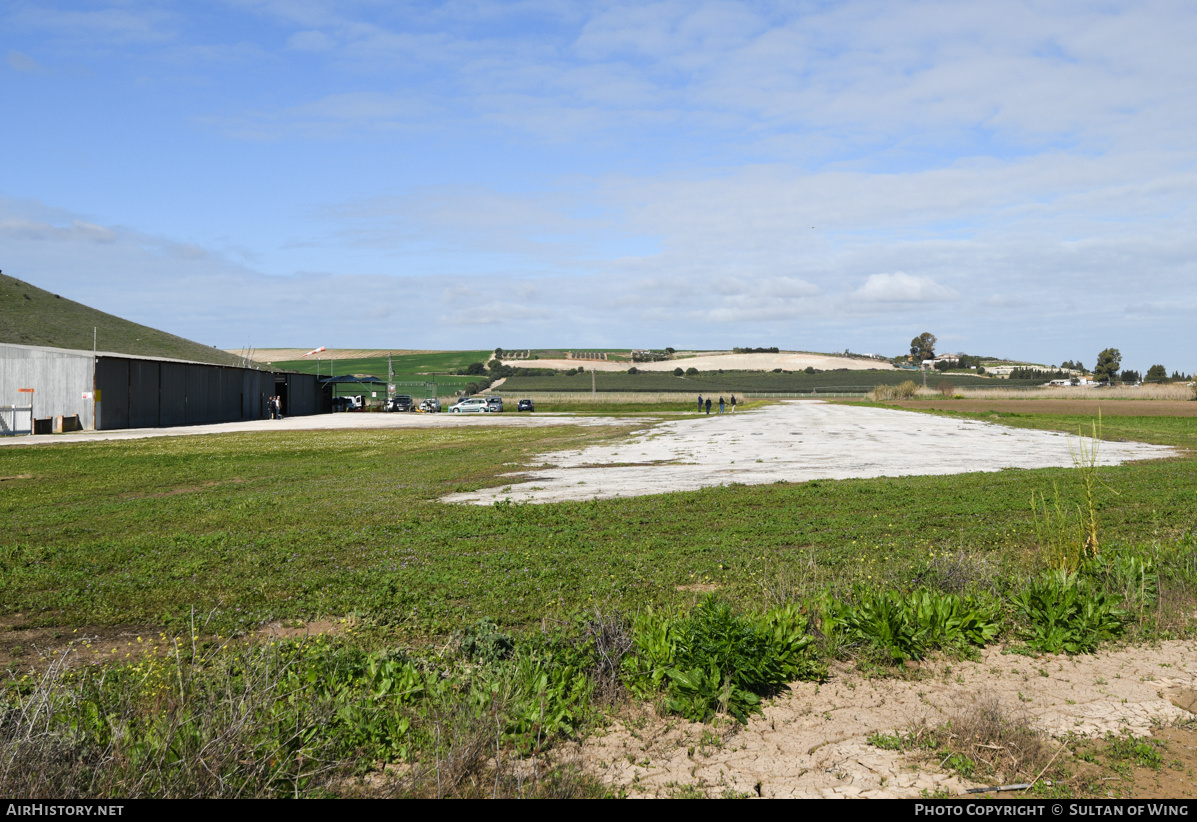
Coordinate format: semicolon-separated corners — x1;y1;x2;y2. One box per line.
0;410;636;446
443;400;1178;504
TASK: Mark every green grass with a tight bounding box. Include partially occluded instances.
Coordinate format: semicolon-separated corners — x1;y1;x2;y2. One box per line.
2;415;1194;636
0;273;241;366
858;403;1197;450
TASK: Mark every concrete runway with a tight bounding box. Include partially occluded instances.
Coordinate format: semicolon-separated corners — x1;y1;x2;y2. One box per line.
442;400;1178;504
0;408;633;446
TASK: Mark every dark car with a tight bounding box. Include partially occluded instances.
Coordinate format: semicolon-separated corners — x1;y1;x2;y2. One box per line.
517;399;535;412
387;395;415;412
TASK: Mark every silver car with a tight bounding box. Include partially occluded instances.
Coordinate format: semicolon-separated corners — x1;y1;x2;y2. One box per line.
449;397;491;413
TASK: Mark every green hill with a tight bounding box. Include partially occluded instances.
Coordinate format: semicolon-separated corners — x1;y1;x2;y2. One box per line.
0;272;241;365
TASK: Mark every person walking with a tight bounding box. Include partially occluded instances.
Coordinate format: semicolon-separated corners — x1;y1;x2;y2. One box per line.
697;394;703;412
730;395;737;412
718;396;725;414
705;397;711;414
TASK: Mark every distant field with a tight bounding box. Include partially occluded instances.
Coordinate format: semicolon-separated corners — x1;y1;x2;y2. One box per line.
501;369;1043;393
269;351;492;393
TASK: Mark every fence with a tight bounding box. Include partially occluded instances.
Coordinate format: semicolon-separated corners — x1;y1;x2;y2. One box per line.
0;405;32;436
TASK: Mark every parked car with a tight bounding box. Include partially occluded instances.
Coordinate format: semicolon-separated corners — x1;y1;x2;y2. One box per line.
418;398;442;413
449;397;491;413
485;396;503;412
332;395;363;411
387;395;415;412
517;399;535;412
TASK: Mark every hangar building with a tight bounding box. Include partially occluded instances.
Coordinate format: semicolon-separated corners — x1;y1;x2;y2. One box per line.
1;342;323;433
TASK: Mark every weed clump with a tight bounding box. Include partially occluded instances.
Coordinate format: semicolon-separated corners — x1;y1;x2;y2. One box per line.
913;551;1000;595
900;695;1050;785
821;588;1001;663
621;598;824;723
1012;570;1125;654
456;618;514;664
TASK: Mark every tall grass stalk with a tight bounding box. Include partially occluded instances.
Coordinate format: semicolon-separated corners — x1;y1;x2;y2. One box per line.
1031;413;1118;570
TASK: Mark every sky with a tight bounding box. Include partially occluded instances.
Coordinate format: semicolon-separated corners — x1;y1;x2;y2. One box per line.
2;1;1195;370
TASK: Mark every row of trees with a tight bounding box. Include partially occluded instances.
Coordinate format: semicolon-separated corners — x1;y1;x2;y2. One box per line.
1090;350;1187;384
909;336;1187;384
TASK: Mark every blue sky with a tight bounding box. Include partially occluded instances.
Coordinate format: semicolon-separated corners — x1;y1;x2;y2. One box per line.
3;1;1195;370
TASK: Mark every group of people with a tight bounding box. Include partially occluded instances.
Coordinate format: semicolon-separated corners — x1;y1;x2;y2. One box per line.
697;394;737;414
268;395;283;420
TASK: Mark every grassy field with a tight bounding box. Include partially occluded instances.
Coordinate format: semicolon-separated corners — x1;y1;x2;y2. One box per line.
853;398;1197;450
3;403;1196;797
0;273;241;365
2;410;1193;635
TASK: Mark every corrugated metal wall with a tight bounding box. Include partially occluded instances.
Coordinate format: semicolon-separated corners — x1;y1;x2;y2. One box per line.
0;343;94;429
96;357;298;429
1;343;321;431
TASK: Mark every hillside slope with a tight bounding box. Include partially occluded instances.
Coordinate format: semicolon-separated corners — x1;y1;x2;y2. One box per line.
0;273;241;365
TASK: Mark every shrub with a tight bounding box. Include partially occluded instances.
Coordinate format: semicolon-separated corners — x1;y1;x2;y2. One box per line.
673;367;684;376
871;380;919;401
685;367;699;376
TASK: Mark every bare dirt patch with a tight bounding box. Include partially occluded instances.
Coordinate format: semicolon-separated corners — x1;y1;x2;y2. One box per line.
1121;726;1197;799
1;617;176;674
255;618;347;640
1;616;350;678
583;642;1197;798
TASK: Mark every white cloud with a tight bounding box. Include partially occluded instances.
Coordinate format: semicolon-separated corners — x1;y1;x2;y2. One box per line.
286;30;335;52
851;273;961;303
6;49;45;72
9;5;177;46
